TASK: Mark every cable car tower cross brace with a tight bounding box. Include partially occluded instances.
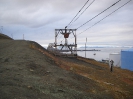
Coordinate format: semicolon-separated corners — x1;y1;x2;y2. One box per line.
54;27;77;56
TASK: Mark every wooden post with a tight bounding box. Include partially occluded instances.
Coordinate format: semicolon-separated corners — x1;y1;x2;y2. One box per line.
11;33;13;39
75;32;77;55
23;34;24;40
85;37;87;58
85;43;86;58
55;30;57;49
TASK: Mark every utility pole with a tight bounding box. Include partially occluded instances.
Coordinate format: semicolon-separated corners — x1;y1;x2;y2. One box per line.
85;37;87;58
1;26;3;33
23;34;24;40
11;33;13;39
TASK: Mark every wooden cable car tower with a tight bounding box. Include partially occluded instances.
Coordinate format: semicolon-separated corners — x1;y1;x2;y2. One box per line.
54;27;77;56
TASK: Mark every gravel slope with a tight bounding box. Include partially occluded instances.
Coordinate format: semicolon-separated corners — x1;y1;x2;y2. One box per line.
0;39;133;99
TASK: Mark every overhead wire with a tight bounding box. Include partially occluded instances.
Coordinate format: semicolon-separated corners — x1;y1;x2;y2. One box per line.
78;0;132;35
61;0;131;43
76;0;122;30
68;0;96;28
61;0;95;42
66;0;90;28
59;1;90;43
72;0;95;24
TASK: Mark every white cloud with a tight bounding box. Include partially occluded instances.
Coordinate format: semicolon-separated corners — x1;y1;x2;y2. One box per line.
0;0;133;46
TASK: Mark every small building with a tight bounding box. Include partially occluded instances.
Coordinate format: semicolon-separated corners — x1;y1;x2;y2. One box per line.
109;53;121;67
121;48;133;71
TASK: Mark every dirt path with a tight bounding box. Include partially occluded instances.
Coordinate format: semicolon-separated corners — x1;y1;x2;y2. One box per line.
0;39;133;99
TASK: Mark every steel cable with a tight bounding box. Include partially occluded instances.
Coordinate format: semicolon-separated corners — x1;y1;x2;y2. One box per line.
66;0;90;28
76;0;122;30
78;0;132;35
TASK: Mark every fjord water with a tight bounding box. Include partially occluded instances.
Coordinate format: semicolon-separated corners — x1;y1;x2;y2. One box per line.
77;47;131;61
43;45;132;61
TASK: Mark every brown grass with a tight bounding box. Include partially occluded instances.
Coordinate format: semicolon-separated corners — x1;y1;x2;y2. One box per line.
30;42;133;98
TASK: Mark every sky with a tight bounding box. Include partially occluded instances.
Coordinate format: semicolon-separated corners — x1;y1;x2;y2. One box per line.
0;0;133;47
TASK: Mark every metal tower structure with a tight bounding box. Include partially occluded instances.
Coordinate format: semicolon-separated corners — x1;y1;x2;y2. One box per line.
54;28;77;56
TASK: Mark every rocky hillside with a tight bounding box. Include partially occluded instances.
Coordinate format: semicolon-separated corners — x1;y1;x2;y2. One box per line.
0;35;133;99
0;33;13;40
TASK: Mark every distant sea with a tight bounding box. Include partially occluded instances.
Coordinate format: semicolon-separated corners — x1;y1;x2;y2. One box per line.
77;47;132;61
43;45;132;61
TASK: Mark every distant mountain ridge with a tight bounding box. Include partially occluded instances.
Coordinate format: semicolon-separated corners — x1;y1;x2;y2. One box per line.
80;45;133;48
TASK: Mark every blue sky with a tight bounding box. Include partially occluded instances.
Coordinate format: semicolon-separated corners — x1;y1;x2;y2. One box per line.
0;0;133;47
